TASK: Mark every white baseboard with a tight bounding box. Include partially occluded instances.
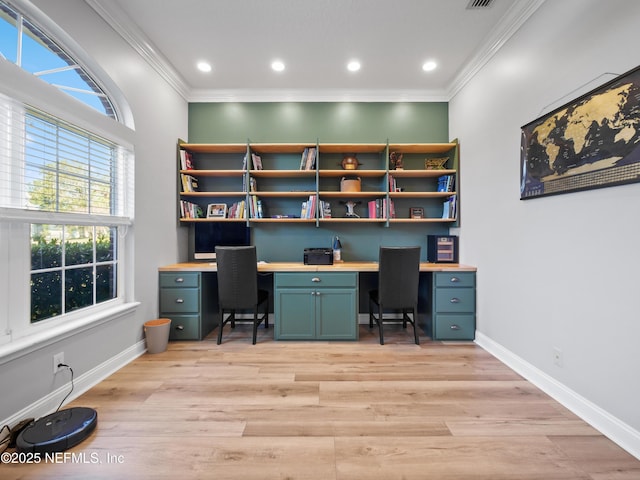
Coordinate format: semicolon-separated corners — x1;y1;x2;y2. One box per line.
475;331;640;460
1;340;146;429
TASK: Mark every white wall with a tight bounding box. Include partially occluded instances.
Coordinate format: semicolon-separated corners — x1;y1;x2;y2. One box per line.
450;0;640;455
0;0;187;422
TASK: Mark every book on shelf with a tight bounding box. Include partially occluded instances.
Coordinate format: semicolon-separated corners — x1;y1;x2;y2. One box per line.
388;174;396;192
437;175;455;193
180;173;198;192
249;195;264;218
299;147;317;170
249;177;258;192
179;150;194;170
251;153;263;170
229;200;247;219
368;198;392;219
319;200;332;218
300;194;317;219
180;200;204;219
442;195;457;219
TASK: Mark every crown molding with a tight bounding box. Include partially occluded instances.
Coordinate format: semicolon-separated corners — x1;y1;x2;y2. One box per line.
84;0;190;100
86;0;545;104
188;88;449;103
447;0;547;100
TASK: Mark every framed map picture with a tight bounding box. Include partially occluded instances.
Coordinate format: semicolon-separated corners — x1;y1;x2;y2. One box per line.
520;65;640;199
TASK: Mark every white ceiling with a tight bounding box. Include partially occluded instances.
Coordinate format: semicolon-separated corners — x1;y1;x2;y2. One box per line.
86;0;545;102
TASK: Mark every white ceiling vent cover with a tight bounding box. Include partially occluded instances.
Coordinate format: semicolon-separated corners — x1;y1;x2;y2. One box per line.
466;0;495;9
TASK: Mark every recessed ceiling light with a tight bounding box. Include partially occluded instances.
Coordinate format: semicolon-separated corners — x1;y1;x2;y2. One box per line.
422;60;437;72
347;60;361;72
197;61;212;73
271;60;285;72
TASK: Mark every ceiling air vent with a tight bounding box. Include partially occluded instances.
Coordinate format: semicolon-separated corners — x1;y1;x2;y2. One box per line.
466;0;494;8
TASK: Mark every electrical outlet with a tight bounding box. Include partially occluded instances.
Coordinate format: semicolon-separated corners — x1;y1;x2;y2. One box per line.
53;352;65;374
553;347;563;367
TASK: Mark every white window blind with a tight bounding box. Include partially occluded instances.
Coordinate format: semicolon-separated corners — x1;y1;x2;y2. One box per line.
0;93;131;225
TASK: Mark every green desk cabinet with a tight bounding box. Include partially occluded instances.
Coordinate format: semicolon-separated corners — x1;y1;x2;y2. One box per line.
431;271;476;340
274;272;358;340
158;272;217;340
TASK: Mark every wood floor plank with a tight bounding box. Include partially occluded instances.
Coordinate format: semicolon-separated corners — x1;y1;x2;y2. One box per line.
3;325;638;479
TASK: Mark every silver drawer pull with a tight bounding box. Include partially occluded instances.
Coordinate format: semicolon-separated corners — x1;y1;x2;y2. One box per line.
450;277;460;283
175;298;184;304
450;324;460;330
311;277;321;282
450;297;460;303
175;325;184;330
175;277;184;283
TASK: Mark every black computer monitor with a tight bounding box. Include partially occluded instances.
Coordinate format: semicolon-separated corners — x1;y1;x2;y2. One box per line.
193;222;250;261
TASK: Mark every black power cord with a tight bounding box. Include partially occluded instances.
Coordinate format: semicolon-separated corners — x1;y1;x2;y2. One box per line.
55;363;74;412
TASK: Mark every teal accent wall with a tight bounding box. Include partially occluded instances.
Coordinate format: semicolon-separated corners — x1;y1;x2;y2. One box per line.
187;102;451;262
188;102;448;143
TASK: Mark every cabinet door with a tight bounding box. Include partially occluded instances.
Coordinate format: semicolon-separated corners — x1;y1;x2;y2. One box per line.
275;288;316;339
316;288;358;340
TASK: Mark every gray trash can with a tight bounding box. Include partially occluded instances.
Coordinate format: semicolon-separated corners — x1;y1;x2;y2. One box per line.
144;318;171;354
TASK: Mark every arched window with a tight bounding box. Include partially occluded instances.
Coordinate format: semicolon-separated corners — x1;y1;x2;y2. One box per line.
1;1;116;118
0;0;135;349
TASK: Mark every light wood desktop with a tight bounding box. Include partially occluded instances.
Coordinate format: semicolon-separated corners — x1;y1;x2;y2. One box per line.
159;261;477;273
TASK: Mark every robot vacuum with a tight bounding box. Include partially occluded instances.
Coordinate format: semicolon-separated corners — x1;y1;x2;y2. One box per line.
16;407;98;453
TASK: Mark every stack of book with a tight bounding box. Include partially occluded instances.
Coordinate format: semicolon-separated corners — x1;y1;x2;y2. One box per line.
251;153;263;170
228;200;247;219
179;150;194;170
180;200;203;219
368;198;395;219
299;147;317;170
249;195;263;218
300;194;317;218
180;174;198;192
319;200;332;218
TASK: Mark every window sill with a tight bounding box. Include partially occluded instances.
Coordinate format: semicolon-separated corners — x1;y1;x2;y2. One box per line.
0;301;140;366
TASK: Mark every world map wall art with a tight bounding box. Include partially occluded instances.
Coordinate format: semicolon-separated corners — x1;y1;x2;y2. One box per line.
520;65;640;199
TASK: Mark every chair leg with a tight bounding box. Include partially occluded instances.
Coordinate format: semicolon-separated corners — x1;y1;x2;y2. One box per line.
368;298;374;329
217;308;224;345
252;307;259;345
412;307;419;345
264;298;269;328
378;303;384;345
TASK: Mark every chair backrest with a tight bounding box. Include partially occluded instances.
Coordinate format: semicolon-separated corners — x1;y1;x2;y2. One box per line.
215;246;258;309
378;246;421;308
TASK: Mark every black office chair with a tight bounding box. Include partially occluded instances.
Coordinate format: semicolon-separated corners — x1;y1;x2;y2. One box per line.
215;246;269;344
369;246;421;345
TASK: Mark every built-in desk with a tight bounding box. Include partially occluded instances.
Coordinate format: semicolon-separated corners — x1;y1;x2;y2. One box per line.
158;262;477;341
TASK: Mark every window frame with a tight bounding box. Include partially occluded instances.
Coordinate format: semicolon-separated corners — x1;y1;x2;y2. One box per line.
0;0;136;357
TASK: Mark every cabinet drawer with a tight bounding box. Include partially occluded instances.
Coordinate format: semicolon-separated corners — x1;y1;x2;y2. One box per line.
434;287;475;313
166;315;200;340
434;272;475;288
275;272;357;288
160;288;200;313
159;272;200;288
434;314;475;340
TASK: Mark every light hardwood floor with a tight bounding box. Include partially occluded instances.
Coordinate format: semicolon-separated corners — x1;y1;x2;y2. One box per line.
4;324;640;479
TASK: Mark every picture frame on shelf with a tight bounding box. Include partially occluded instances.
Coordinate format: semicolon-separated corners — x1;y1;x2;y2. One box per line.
409;207;424;219
207;203;228;218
